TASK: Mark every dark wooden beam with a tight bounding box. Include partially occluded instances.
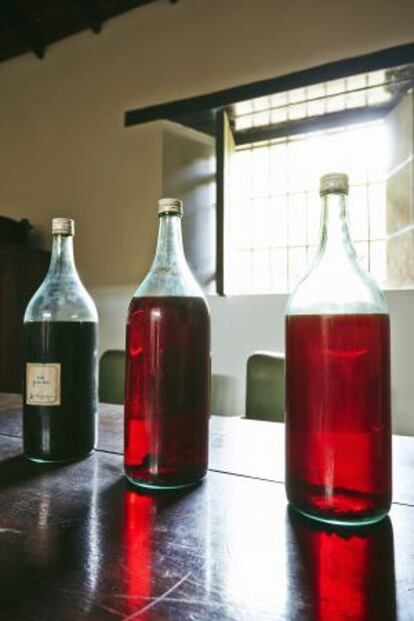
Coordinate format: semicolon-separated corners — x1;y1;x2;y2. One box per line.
0;1;45;59
234;103;395;146
125;43;414;128
66;0;102;34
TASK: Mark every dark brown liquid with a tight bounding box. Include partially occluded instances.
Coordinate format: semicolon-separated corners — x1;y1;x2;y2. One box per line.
124;296;210;488
23;321;98;461
286;313;391;524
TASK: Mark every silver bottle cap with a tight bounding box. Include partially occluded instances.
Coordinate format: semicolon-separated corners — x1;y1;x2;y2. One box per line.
158;197;183;217
52;217;75;236
320;173;349;195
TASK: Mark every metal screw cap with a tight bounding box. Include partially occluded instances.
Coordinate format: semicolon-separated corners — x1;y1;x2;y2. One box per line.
320;173;349;195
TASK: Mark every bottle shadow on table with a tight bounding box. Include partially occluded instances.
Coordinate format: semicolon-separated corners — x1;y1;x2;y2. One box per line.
285;505;396;621
0;451;88;491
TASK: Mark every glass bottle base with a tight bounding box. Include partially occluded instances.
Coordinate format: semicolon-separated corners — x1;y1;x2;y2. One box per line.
125;472;206;492
289;502;389;527
25;448;95;464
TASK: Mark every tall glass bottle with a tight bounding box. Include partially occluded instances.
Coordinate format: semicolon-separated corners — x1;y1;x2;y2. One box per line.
285;173;391;525
23;218;98;462
124;198;210;490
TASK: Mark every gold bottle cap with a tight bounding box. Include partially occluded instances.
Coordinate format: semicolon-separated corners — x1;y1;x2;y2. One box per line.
320;173;349;195
158;198;183;217
52;218;75;236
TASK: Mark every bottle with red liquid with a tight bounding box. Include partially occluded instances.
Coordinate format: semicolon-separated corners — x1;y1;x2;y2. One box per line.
124;198;210;489
285;173;391;525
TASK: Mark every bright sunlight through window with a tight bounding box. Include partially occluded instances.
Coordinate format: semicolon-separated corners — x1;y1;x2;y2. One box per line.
226;120;388;294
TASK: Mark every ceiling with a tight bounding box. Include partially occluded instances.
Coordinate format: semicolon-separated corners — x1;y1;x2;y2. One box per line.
0;0;173;63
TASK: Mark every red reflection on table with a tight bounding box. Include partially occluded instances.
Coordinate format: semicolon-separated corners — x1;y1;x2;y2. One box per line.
123;489;154;613
289;511;396;621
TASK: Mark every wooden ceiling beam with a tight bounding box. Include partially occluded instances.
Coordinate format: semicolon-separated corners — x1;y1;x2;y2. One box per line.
66;0;102;34
0;1;45;59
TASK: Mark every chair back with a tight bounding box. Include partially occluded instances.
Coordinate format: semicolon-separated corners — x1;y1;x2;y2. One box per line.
246;351;285;422
99;349;126;405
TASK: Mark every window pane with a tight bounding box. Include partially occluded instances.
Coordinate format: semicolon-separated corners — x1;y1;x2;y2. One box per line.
232;250;253;293
253;111;270;127
307;191;320;245
307;99;325;116
232;200;252;249
269;196;288;247
252;250;270;293
270;143;288;193
270;92;288;107
326;94;345;113
368;70;386;87
235;101;253;115
288;88;306;103
288;138;308;192
326;79;345;95
307;83;325;99
370;240;386;284
271;107;288;124
288;193;307;245
235;115;253;130
346;74;366;90
369;183;386;240
270;248;287;292
252;146;270;197
288;247;307;289
288;103;307;120
349;186;368;241
233;149;252;200
367;86;390;106
366;124;388;181
252;96;270;111
252;198;271;248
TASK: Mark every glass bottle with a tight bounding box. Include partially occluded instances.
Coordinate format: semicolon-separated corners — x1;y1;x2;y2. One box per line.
124;198;210;489
285;173;391;525
23;218;98;462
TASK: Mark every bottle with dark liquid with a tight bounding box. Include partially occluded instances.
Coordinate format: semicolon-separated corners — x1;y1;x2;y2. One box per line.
124;198;210;489
285;173;391;525
23;218;98;462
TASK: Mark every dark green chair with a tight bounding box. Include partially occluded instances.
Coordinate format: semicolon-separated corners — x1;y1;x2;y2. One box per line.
99;350;126;405
245;351;285;422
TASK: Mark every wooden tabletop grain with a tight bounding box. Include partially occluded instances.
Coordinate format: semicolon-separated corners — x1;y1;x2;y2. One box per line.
0;393;413;621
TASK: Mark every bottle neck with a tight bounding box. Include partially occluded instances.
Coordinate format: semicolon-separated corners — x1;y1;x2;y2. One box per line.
48;234;78;278
317;191;354;259
152;214;186;269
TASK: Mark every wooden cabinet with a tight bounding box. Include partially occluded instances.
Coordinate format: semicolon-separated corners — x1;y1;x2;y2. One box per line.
0;245;49;392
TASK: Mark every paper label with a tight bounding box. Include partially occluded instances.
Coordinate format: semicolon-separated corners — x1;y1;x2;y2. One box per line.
26;363;61;406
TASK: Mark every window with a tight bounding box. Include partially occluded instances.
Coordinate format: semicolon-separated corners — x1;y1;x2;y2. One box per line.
224;66;414;294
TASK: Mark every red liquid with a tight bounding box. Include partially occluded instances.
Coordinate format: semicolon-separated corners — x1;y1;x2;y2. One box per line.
286;314;391;523
124;296;210;488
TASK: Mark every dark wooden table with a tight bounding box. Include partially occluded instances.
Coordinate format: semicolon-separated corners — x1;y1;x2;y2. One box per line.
0;394;413;621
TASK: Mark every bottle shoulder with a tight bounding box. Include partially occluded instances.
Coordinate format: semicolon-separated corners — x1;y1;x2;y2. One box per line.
24;273;98;323
133;262;207;301
286;254;388;316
